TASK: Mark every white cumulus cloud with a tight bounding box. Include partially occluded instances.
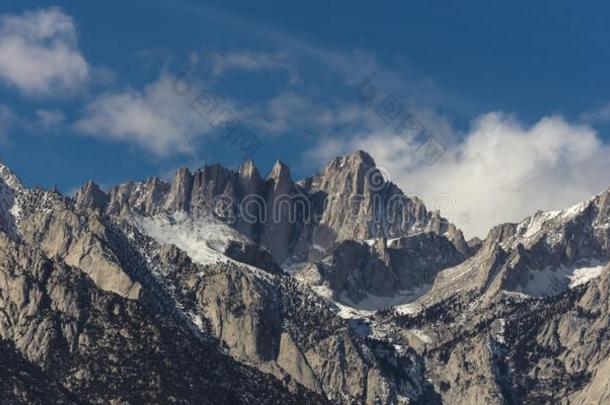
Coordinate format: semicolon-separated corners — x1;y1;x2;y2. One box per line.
0;7;89;96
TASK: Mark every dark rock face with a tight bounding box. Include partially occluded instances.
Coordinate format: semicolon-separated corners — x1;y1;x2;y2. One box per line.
260;160;297;263
223;240;283;275
74;180;108;212
0;339;76;404
317;233;467;302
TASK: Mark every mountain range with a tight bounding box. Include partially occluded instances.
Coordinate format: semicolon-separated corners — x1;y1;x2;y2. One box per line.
1;150;609;404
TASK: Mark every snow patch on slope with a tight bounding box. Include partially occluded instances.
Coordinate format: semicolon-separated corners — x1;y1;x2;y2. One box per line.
308;283;432;319
394;302;426;316
410;329;433;344
520;210;562;239
132;211;275;282
309;285;376;319
0;163;23;190
133;211;250;266
515;262;607;297
511;197;596;249
134;212;227;266
568;264;606;288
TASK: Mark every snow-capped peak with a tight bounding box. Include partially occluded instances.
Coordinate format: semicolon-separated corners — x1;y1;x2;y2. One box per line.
0;161;23;190
0;162;23;237
506;194;602;249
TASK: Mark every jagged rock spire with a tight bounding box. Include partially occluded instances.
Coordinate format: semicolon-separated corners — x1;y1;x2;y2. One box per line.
239;159;261;180
74;180;108;211
268;160;291;183
69;151;466;264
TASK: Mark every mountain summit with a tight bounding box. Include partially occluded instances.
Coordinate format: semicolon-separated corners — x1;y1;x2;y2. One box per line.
74;151;469;265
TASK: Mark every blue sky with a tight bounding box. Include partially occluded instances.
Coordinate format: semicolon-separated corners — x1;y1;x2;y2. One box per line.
2;0;610;236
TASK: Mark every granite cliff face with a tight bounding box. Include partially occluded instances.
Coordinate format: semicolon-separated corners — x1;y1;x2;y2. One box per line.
75;151;468;265
0;163;320;403
293;233;467;305
3;152;610;404
74;151;469;305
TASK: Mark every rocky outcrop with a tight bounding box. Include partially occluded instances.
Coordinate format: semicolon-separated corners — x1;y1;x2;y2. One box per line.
260;161;296;263
299;151;469;260
309;232;467;303
0;201;321;404
74;180;108;212
74;151;468;266
372;263;610;404
148;242;425;404
223;240;283;275
17;189;142;300
421;190;610;305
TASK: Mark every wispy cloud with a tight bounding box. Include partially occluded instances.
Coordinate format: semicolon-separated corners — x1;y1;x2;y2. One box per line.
164;1;446;111
0;104;15;142
210;50;297;80
75;74;209;156
242;91;367;136
581;102;610;124
0;104;66;140
35;108;66;132
0;7;89;96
